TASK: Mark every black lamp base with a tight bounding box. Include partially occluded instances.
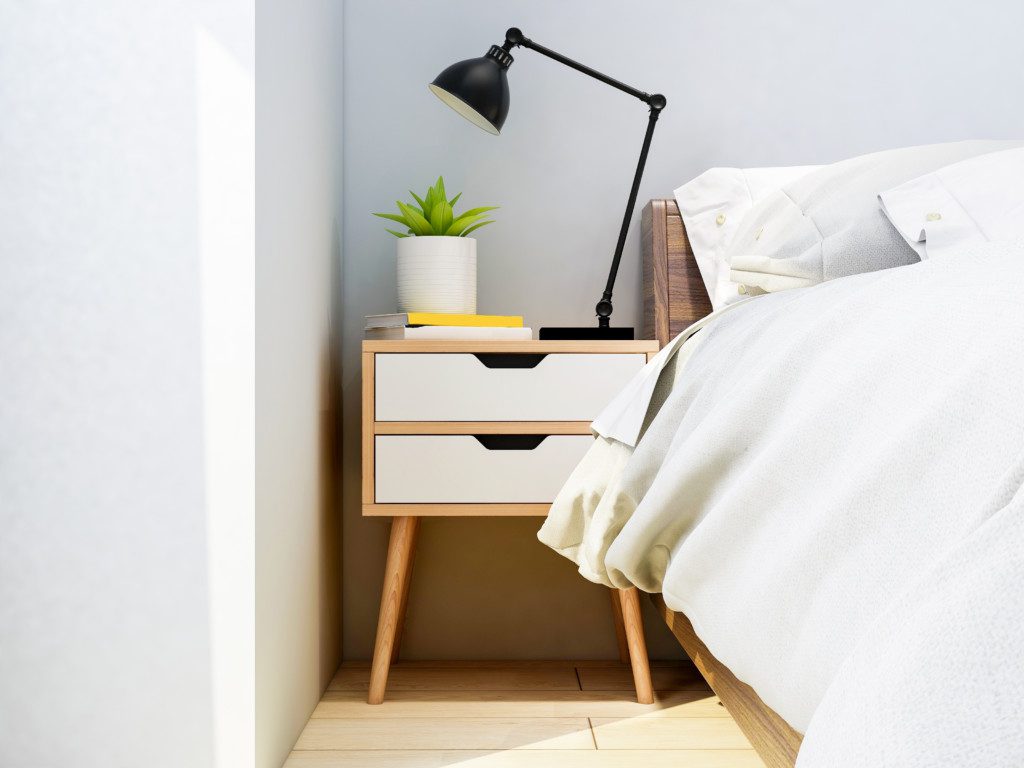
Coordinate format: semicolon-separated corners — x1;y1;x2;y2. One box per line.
539;326;635;340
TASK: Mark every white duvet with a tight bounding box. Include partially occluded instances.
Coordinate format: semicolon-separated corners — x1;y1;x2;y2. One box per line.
538;240;1024;765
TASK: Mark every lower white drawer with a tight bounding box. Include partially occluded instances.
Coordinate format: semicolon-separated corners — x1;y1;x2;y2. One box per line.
374;434;594;503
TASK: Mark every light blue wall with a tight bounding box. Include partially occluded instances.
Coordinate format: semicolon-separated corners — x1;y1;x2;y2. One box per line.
341;0;1024;659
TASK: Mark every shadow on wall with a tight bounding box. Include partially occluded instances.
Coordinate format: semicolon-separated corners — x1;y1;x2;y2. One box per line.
319;222;345;684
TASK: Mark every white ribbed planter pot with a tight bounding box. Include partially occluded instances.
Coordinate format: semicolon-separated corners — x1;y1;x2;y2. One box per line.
397;236;477;314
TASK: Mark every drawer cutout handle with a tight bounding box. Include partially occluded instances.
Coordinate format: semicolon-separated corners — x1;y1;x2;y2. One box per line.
472;353;547;369
473;435;547;450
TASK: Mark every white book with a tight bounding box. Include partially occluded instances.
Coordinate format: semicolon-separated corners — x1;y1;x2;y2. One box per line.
364;326;534;340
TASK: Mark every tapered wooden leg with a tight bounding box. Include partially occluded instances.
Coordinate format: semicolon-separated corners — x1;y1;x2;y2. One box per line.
390;519;419;663
609;588;631;663
368;516;419;704
618;587;654;704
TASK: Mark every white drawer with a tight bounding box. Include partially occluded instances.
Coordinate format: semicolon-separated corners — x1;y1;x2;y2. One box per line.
375;353;645;421
374;435;594;503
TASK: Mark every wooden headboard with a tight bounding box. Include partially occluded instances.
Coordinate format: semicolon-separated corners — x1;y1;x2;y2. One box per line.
641;199;712;345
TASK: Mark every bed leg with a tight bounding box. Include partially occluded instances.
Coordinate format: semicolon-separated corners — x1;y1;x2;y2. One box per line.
617;587;655;704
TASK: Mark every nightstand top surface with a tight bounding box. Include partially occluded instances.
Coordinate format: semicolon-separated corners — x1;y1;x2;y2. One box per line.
362;339;659;353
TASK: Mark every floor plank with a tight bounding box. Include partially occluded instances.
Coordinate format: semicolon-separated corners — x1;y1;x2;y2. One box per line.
294;717;594;751
313;689;730;719
285;749;766;767
329;666;580;692
591;717;753;750
577;664;707;691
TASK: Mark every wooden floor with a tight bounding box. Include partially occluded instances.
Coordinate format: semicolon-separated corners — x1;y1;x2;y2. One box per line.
285;661;765;767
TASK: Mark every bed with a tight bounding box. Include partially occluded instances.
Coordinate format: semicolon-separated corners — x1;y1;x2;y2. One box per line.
643;198;801;767
539;193;1024;768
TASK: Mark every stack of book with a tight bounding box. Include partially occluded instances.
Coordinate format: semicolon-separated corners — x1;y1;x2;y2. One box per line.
364;313;532;340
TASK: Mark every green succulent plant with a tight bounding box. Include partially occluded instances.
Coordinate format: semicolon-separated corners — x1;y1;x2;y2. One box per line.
374;176;497;238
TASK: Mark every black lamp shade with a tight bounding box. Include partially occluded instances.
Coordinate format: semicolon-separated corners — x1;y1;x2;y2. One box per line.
429;48;511;135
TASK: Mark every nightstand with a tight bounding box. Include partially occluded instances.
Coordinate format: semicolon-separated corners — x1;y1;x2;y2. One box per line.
362;339;660;704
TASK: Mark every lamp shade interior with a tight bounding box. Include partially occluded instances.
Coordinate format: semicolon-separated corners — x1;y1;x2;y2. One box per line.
428;84;500;135
429;53;510;135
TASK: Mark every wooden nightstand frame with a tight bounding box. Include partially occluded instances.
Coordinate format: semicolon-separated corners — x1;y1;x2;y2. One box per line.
362;340;660;704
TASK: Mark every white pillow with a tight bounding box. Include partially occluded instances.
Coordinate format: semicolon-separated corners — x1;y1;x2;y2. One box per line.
725;140;1022;293
674;166;819;311
879;146;1024;259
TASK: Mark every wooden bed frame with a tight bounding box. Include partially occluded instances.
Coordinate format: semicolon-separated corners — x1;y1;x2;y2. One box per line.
640;198;712;345
641;199;803;768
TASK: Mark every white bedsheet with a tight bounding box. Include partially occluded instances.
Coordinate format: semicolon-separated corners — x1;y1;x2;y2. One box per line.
796;459;1024;766
538;240;1024;759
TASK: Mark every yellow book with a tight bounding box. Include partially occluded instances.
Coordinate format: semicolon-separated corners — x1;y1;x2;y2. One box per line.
365;312;523;329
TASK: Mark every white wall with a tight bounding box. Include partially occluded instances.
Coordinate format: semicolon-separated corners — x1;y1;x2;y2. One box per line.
1;3;345;765
255;1;343;767
340;0;1024;660
0;2;254;767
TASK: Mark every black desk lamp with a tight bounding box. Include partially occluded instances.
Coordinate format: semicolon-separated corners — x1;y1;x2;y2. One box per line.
430;27;666;340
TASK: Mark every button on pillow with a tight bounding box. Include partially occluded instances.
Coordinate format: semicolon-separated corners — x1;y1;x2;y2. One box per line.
674;165;820;310
726;140;1023;293
880;145;1024;259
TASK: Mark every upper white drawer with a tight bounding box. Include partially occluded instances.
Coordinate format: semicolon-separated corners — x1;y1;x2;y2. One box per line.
374;353;645;421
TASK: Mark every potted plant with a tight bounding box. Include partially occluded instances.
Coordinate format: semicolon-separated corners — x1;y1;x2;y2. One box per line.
374;177;497;314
